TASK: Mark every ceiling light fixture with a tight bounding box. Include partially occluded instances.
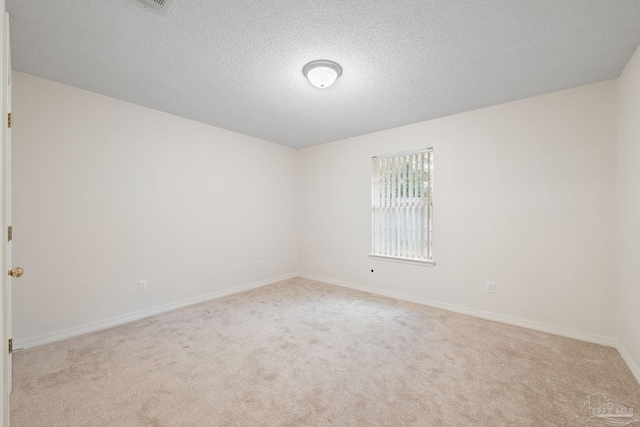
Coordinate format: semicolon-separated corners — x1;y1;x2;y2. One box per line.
303;60;343;88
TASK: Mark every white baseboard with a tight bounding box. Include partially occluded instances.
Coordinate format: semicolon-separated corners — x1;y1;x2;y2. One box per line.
617;341;640;386
299;273;617;348
18;272;637;384
15;273;298;350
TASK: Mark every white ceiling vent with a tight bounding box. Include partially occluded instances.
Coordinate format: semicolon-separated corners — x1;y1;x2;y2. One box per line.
130;0;174;15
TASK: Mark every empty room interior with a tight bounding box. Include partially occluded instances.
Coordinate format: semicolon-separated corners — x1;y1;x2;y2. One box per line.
1;0;640;426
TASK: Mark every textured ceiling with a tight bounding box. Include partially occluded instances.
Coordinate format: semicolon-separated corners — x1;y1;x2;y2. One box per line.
6;0;640;149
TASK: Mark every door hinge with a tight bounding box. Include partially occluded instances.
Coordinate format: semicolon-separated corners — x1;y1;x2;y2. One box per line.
7;113;11;129
8;339;22;354
7;226;11;242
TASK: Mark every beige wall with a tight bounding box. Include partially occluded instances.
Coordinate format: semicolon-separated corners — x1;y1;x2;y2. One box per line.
299;80;618;344
617;44;640;383
11;72;299;346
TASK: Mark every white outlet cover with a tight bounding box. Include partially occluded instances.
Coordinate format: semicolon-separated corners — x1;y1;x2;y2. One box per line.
486;282;495;294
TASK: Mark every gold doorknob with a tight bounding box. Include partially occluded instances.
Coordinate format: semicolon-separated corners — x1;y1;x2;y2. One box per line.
8;267;23;278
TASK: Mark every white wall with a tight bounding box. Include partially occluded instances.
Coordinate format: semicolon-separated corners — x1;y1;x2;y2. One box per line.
8;69;627;358
617;45;640;382
11;72;299;346
299;80;618;344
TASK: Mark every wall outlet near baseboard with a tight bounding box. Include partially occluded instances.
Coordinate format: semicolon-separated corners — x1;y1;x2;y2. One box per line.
486;282;495;294
138;280;148;292
235;264;240;273
327;258;332;267
257;260;262;269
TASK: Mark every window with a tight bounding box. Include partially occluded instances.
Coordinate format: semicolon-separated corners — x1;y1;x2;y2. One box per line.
370;148;434;266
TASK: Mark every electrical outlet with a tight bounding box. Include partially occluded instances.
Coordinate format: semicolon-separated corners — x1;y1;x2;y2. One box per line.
138;280;148;292
486;282;495;294
257;260;262;269
235;264;240;273
327;258;332;267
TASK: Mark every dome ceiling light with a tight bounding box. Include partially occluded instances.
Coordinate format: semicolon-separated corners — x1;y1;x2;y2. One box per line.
302;60;343;89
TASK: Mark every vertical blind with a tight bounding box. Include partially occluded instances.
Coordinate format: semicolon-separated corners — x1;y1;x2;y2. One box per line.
371;148;433;261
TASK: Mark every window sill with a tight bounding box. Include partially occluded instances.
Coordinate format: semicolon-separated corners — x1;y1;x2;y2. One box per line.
369;254;436;267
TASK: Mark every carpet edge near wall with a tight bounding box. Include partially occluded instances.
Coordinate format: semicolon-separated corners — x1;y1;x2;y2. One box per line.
617;342;640;386
298;273;640;386
298;273;615;346
16;271;639;388
14;273;299;350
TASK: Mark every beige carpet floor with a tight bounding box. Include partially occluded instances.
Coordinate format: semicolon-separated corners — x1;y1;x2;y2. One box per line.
10;277;640;426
